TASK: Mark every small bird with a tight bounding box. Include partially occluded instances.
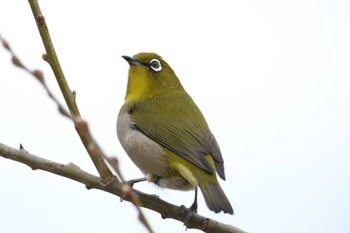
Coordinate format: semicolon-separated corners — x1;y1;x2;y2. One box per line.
117;52;233;215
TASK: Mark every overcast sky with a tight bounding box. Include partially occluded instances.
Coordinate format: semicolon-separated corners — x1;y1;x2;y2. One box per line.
1;1;350;233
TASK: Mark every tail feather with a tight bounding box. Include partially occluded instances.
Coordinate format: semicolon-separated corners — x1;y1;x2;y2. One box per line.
199;181;234;214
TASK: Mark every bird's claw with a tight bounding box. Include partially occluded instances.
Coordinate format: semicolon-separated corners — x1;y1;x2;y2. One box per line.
120;177;147;202
185;202;198;221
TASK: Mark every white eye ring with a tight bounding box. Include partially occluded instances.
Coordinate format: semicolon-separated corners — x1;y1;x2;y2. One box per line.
149;59;162;72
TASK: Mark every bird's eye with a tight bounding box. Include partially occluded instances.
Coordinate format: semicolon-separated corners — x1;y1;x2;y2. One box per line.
149;59;162;72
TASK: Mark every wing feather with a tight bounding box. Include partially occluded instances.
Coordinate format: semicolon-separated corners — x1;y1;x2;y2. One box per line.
129;92;226;180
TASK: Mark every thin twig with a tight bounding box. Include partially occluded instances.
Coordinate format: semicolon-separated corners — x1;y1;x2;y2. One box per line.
0;142;247;233
75;119;154;233
0;34;70;119
27;0;112;184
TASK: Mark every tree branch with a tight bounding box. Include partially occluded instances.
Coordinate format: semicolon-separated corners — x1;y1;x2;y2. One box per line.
0;34;70;119
27;0;113;184
0;142;247;233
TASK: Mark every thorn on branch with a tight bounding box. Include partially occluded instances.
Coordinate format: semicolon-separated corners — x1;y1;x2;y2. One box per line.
19;143;28;153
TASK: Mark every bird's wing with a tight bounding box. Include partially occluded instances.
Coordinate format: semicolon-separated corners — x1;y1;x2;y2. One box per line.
129;97;225;180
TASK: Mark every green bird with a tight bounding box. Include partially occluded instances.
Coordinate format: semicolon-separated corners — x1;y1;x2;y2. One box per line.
117;52;233;215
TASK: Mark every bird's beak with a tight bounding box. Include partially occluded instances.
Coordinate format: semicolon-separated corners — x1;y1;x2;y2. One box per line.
122;55;143;67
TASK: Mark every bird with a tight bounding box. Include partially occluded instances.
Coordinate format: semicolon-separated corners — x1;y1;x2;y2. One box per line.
117;52;233;216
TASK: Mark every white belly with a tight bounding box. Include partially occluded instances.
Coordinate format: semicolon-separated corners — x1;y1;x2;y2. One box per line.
117;106;195;191
117;109;170;178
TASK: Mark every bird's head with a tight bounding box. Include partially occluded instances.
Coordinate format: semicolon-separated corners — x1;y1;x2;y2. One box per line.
122;52;183;102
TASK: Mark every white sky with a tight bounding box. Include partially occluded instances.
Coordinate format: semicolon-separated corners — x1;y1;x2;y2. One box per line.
1;1;349;233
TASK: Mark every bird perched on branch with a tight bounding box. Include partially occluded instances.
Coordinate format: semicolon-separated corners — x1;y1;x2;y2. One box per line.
117;52;233;216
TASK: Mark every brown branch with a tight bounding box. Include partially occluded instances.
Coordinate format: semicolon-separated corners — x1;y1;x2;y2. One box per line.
75;119;154;233
27;0;112;184
0;34;70;119
0;142;247;233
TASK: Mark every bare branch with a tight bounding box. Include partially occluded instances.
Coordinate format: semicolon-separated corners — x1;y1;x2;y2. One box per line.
0;34;70;119
75;119;154;233
27;0;113;184
0;142;247;233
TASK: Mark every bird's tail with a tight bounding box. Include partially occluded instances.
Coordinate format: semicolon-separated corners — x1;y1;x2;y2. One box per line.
199;181;234;214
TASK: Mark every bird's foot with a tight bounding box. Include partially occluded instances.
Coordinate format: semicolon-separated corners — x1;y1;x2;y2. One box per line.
120;177;147;202
185;201;198;221
127;177;147;187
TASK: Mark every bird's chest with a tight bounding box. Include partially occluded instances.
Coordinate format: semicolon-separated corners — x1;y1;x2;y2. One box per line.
117;109;169;177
